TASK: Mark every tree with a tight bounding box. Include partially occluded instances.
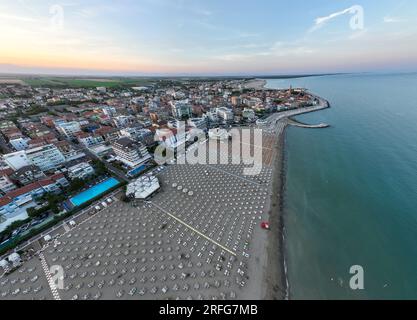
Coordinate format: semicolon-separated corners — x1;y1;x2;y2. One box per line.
92;160;108;176
26;207;37;218
27;206;49;218
68;178;84;193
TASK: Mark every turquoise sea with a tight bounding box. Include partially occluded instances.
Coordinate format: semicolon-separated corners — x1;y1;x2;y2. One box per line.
266;73;417;299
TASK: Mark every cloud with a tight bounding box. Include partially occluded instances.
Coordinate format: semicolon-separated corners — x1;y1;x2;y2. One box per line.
383;16;405;23
193;9;212;16
0;13;38;23
309;6;359;33
213;41;317;62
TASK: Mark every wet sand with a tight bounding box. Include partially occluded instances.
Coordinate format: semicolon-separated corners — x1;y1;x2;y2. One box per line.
263;124;288;299
262;97;331;300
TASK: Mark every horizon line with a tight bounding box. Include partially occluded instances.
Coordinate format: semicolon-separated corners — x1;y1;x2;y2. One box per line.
2;71;412;79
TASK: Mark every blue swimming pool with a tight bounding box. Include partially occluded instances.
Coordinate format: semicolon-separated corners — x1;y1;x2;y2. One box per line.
70;177;120;207
127;164;147;177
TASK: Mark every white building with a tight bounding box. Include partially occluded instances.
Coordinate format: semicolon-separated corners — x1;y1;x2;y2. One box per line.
77;133;104;148
3;151;30;170
102;106;117;117
171;100;192;119
9;137;30;151
89;144;113;158
155;127;187;150
120;128;155;146
26;144;66;172
126;175;160;199
0;173;68;232
0;174;16;194
112;137;151;168
205;111;219;127
216;107;234;123
56;121;82;139
113;115;134;128
67;162;95;180
244;97;263;108
188;118;208;131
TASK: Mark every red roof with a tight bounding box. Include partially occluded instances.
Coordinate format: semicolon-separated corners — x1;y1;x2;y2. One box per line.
94;126;115;135
53;140;70;147
29;138;47;147
5;182;41;199
0;173;65;207
75;132;90;139
28;133;58;147
0;168;14;177
0;197;12;207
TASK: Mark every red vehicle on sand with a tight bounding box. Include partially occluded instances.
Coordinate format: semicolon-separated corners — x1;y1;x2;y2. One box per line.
261;222;270;230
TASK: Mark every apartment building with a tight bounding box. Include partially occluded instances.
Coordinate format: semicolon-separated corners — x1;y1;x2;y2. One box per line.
112;137;151;168
25;144;66;172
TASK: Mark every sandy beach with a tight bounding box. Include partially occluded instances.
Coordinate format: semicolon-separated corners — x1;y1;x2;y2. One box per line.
243;79;267;90
263;125;288;299
260;97;331;300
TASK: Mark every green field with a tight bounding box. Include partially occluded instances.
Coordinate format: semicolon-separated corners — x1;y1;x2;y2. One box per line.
20;76;163;88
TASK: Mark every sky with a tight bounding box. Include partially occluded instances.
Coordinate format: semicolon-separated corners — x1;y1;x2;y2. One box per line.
0;0;417;76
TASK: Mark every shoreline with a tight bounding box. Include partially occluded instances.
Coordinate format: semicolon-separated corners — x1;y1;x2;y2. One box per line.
262;94;330;300
263;122;288;299
243;79;267;90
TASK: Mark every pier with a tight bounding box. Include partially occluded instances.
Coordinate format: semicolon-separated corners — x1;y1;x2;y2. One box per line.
287;118;330;129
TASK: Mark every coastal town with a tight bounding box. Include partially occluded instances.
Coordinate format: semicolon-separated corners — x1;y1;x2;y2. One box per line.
0;77;328;300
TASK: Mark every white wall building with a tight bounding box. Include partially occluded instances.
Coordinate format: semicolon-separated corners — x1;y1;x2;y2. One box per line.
188;118;208;131
9;137;30;151
26;144;66;172
171;100;192;119
3;151;30;170
102;106;117;117
155;128;187;150
112;137;151;168
0;175;16;194
120;128;155;146
126;175;160;199
56;121;82;139
67;162;95;180
77;133;104;148
113;115;134;128
216;107;234;123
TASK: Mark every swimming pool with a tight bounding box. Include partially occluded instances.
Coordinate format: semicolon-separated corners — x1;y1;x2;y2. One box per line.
70;177;120;207
127;164;147;177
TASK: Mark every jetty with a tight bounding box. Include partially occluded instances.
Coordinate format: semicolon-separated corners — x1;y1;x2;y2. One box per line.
287;118;330;129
